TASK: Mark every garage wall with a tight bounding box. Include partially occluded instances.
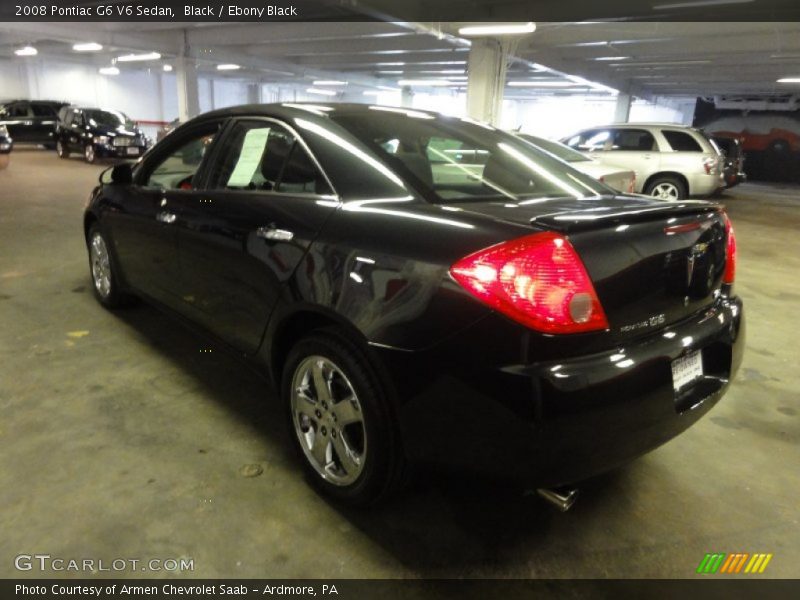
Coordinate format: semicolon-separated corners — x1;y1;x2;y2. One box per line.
504;96;617;138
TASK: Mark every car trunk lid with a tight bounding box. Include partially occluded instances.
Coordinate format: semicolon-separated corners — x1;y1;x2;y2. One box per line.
445;195;728;341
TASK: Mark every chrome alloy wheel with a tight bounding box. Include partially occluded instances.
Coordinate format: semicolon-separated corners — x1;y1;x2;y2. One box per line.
85;144;95;163
651;182;680;200
290;355;367;486
90;233;112;298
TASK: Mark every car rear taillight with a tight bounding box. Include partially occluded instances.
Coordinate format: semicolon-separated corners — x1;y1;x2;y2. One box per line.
703;156;718;175
628;175;636;194
450;232;609;334
722;212;737;284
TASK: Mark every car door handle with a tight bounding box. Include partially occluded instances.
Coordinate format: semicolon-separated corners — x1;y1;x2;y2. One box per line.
644;154;652;159
156;211;176;224
256;225;294;241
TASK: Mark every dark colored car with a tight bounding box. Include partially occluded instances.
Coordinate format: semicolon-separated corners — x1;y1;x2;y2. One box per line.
56;106;148;163
0;123;11;153
0;99;66;147
711;135;747;188
83;103;744;506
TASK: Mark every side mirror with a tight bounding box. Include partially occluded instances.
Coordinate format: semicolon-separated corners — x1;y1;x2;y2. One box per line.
100;163;133;185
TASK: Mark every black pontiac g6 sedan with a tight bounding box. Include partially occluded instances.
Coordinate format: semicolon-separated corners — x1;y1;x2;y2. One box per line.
83;103;744;506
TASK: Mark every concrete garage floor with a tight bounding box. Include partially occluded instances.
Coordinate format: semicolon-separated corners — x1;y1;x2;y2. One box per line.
1;148;798;579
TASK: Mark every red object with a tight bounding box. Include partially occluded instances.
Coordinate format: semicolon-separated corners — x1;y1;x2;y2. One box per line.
450;232;609;334
722;212;737;284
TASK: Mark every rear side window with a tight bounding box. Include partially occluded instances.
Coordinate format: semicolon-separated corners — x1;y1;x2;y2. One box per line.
662;130;703;152
611;129;657;151
207;119;332;195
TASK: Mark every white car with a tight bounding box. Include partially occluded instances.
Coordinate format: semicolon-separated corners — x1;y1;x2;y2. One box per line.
517;133;636;194
561;123;725;200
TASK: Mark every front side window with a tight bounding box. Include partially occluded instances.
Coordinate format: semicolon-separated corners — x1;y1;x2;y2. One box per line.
207;120;332;195
144;126;218;189
7;103;31;118
333;111;610;202
564;129;611;151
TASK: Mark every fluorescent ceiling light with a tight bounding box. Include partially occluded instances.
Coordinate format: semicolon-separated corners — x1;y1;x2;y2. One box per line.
73;42;103;52
508;81;578;87
216;64;241;71
777;78;800;83
163;64;173;72
458;22;536;36
594;56;629;61
306;88;337;96
363;91;382;96
99;66;120;75
377;70;403;74
116;52;161;62
14;46;37;56
653;0;754;10
313;80;347;86
397;79;454;87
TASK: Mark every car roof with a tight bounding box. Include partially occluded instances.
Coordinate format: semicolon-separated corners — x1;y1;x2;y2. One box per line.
198;102;443;122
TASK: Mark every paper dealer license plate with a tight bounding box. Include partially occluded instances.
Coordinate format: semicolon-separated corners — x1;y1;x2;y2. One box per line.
671;350;703;392
126;147;139;155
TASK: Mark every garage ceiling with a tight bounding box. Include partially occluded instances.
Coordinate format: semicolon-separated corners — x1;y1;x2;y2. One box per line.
1;17;800;100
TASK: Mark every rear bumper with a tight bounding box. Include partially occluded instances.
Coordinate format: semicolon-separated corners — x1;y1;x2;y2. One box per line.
377;295;744;485
687;172;725;197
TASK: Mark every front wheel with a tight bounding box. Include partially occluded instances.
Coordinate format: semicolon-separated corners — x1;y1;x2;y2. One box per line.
645;176;686;201
84;143;96;163
282;331;405;506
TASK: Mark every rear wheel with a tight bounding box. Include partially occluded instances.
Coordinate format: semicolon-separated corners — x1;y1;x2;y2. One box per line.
282;331;405;506
84;143;96;164
87;224;134;308
645;176;686;201
56;140;69;159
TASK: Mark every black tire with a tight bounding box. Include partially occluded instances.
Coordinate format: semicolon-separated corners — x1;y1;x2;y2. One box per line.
645;175;687;200
282;329;405;506
86;223;135;308
84;143;96;164
56;140;70;159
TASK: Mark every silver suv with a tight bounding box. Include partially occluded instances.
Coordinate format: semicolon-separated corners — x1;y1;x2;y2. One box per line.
562;123;724;200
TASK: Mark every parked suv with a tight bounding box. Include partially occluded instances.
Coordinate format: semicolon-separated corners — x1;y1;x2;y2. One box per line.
562;123;724;200
0;99;66;148
56;106;148;163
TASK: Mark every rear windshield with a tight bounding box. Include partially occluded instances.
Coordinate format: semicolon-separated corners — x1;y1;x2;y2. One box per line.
331;109;612;203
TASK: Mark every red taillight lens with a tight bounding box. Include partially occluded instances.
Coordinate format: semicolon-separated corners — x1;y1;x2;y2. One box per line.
450;232;609;334
723;212;737;284
628;175;636;193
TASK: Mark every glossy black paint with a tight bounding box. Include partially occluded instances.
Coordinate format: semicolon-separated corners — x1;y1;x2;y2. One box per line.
0;129;11;153
84;103;744;486
0;99;65;144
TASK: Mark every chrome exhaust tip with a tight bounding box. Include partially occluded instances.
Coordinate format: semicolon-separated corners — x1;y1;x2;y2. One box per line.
536;487;579;512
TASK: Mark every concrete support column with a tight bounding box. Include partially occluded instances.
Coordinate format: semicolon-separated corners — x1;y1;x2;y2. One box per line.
614;92;632;123
175;53;200;121
246;82;261;105
401;86;414;108
466;38;509;126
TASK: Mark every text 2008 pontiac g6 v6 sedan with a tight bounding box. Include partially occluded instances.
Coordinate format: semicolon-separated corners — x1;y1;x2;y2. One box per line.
83;103;744;506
